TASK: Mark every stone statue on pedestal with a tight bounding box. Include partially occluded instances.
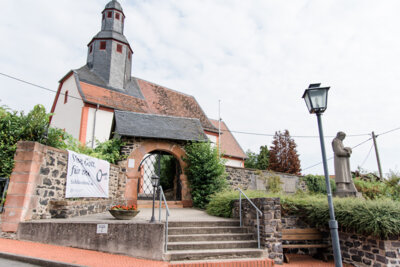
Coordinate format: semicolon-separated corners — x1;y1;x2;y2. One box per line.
332;131;359;197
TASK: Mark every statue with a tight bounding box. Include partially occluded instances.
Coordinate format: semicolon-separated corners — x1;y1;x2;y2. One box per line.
332;132;359;197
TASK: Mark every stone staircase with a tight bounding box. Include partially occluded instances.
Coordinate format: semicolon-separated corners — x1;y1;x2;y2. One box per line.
165;220;265;262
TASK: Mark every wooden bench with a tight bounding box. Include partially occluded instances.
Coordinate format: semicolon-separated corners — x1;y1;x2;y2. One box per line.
282;228;329;262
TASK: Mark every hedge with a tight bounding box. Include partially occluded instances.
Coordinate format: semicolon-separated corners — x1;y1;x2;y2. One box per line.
207;190;400;238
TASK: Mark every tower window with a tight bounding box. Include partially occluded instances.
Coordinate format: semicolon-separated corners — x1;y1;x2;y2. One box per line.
122;16;124;23
115;13;120;20
89;45;93;53
128;52;131;60
100;41;106;50
102;13;105;20
64;91;69;104
116;44;122;53
107;11;112;18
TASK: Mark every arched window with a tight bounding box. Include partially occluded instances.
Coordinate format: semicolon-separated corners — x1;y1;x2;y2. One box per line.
100;41;106;50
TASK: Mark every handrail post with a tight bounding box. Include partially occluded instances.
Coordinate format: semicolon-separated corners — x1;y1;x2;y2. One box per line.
239;191;242;227
165;210;168;252
256;212;260;249
159;186;162;222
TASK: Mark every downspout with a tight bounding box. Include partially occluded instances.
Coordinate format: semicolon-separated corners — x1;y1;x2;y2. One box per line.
91;104;99;148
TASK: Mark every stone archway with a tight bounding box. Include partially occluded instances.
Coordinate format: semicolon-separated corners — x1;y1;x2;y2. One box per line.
124;140;192;207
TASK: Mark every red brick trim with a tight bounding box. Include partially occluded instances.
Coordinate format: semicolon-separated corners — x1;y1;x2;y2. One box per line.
49;72;73;124
79;106;89;145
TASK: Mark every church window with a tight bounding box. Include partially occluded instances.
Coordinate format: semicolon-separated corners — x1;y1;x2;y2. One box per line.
107;11;112;18
128;52;131;60
117;44;123;53
102;13;105;20
64;91;69;104
89;45;93;53
100;41;106;50
115;13;120;20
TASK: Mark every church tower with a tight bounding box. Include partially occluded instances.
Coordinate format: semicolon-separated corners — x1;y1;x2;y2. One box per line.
86;0;133;89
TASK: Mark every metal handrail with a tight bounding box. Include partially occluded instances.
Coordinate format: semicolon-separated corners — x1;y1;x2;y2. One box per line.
238;188;262;249
158;186;170;252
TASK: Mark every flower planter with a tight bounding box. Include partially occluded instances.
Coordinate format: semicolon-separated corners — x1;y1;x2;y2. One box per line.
109;210;140;220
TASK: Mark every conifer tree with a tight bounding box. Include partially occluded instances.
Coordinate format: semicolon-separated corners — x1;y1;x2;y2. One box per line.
268;130;301;175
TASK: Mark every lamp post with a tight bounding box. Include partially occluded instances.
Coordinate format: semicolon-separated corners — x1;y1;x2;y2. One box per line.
302;83;342;267
150;174;160;223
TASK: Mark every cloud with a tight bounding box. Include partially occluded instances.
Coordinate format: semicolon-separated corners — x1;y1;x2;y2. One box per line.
1;0;399;176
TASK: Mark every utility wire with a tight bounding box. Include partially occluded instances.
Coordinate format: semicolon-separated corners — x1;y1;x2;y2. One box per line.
302;137;373;171
359;143;374;168
0;72;82;101
0;71;396;140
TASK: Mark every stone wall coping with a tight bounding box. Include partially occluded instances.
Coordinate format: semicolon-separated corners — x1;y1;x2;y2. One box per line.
17;141;120;168
225;165;302;177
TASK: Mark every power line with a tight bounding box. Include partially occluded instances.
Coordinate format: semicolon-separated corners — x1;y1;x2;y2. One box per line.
302;137;372;171
359;143;374;168
1;71;398;140
0;72;82;101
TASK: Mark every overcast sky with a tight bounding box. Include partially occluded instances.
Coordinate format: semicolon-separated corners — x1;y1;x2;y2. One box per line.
1;0;400;176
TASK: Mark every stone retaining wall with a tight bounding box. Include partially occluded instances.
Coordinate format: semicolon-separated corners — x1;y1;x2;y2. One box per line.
232;198;283;264
234;197;400;267
225;166;306;194
1;141;126;232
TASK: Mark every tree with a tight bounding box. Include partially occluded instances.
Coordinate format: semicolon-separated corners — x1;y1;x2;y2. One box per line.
268;130;301;175
244;149;258;169
183;141;227;209
257;145;270;170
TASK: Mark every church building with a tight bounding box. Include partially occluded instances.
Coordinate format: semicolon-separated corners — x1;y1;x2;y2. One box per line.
49;0;246;206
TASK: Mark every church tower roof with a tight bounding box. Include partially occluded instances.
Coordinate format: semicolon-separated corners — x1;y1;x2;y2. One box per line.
105;0;123;12
85;0;132;90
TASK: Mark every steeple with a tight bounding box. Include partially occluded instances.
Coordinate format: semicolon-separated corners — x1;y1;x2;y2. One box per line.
86;0;133;90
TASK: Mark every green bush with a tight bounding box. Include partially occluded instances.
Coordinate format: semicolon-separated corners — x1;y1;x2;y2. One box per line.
353;178;386;200
207;190;400;238
206;189;275;218
183;141;227;209
301;174;336;194
282;196;400;239
0;105;66;178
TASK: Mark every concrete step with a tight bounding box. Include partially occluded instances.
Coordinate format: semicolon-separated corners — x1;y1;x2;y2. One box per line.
169;220;240;228
137;200;183;208
167;240;258;250
168;233;255;242
166;248;265;261
168;226;249;235
169;258;274;267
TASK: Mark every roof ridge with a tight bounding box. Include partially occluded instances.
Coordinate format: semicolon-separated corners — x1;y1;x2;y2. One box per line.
115;110;202;122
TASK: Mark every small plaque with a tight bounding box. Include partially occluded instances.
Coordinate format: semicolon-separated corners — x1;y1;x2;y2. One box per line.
96;224;108;234
128;159;135;168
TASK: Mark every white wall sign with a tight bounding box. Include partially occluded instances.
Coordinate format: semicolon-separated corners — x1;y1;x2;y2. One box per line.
66;150;110;198
128;159;135;168
96;224;108;234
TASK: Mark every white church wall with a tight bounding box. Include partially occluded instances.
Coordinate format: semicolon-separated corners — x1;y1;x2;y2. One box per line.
50;75;83;139
224;158;244;168
85;108;114;148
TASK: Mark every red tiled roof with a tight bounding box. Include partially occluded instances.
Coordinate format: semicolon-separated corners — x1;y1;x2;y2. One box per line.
138;79;216;131
78;79;217;132
80;82;149;113
210;119;247;159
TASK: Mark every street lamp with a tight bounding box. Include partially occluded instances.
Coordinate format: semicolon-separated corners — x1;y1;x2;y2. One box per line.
150;174;160;223
302;83;343;267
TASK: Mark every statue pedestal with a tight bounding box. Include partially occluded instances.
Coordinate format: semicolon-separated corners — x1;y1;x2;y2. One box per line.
334;182;362;198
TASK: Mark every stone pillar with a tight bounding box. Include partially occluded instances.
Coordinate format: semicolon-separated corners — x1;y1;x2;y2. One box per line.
1;141;46;232
233;197;283;264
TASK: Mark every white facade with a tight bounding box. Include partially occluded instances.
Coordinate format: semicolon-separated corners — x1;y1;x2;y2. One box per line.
85;108;114;148
224;158;243;168
50;75;83;139
206;134;217;148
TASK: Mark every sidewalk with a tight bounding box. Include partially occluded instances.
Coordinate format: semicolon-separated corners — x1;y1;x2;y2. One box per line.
0;238;167;267
0;238;348;267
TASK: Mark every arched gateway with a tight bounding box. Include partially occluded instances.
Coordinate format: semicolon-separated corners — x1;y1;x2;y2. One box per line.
124;140;192;207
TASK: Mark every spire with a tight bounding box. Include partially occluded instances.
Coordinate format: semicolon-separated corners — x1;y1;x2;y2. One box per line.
86;0;133;90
